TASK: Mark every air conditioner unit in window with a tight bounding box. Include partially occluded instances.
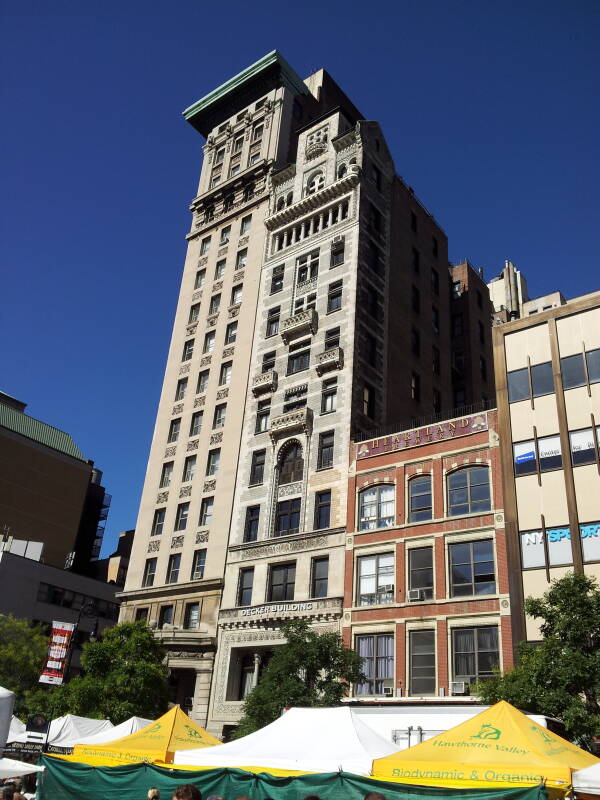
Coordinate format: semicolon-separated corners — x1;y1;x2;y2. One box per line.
450;681;467;695
379;584;394;593
332;235;345;245
383;679;394;696
408;589;423;602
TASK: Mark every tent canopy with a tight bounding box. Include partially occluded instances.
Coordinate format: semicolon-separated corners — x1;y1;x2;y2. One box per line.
8;714;113;751
74;717;153;746
69;706;220;766
174;706;398;776
0;757;44;779
574;762;600;795
373;701;599;791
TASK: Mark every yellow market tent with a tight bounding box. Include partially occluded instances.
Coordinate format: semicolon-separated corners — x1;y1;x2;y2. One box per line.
373;701;599;793
66;706;220;766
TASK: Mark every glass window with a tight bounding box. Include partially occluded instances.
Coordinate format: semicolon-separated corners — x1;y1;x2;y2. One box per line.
447;467;491;516
188;304;200;323
452;626;499;685
408;475;432;522
159;461;173;488
561;353;586;389
166;554;181;584
358;485;395;530
327;280;343;312
321;377;337;413
314;490;331;530
184;602;200;629
214;259;226;279
331;241;344;267
507;368;530;403
151;508;165;536
190;411;203;437
225;321;237;344
520;526;572;567
581;523;600;563
231;284;243;305
268;562;295;601
262;351;276;373
235;249;247;270
158;605;173;629
206;449;220;476
182;455;196;482
279;443;303;484
220;225;231;245
271;265;284;294
311;556;329;598
219;362;232;385
408;547;433;600
586;348;600;384
355;633;393;695
275;498;301;536
287;344;310;374
174;503;189;531
194;269;206;289
240;214;252;234
200;236;211;255
357;553;394;606
203;331;215;353
167;418;180;443
449;540;496;596
199;497;213;527
213;403;226;428
191;549;206;580
531;361;554;397
570;428;596;466
250;450;266;485
182;340;194;361
363;383;376;418
237;568;254;606
209;294;221;315
266;306;280;336
317;431;334;469
538;434;562;471
244;506;260;542
135;607;149;622
255;399;270;433
196;370;209;394
297;250;319;282
513;440;537;476
409;630;436;696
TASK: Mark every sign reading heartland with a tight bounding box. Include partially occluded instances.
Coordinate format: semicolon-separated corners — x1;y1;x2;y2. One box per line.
357;414;488;459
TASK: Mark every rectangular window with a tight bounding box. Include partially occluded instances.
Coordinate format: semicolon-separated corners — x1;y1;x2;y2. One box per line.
412;246;420;272
158;605;173;629
452;626;499;685
411;285;420;314
408;476;432;522
196;370;209;394
203;331;215;353
327;280;343;312
432;346;440;376
229;158;241;177
369;203;383;235
270;265;284;294
266;306;280;336
478;320;484;344
331;240;345;267
297;250;319;283
189;410;202;437
314;490;331;530
191;549;206;580
225;321;238;344
214;259;226;279
287;340;310;374
408;546;433;600
355;633;393;696
214;148;225;165
135;607;148;621
199;497;213;527
237;567;254;607
200;236;211;255
449;540;496;596
213;403;226;429
586;348;600;384
184;602;200;629
206;449;221;475
580;522;600;563
194;268;206;290
513;440;537;475
363;383;376;418
262;351;276;373
175;378;188;401
275;499;301;537
508;367;530;402
357;552;394;606
233;135;244;153
431;268;439;295
159;461;173;488
182;339;194;362
240;214;252;234
255;399;270;433
570;428;598;466
244;506;260;542
411;327;420;356
174;503;189;531
168;418;180;443
209;294;221;315
166;554;181;584
432;307;439;335
182;455;196;482
318;431;334;469
252;123;264;141
250;450;266;485
411;372;421;401
561;353;586;389
409;630;436;696
451;314;463;337
220;225;231;245
433;389;441;413
321;377;337;413
151;508;165;537
447;466;491;516
538;434;562;471
235;249;247;270
520;526;573;568
531;361;554;396
363;332;377;362
311;556;329;598
219;361;232;385
210;170;221;187
480;356;487;381
231;284;243;305
432;236;439;256
188;304;200;323
268;562;296;601
142;558;157;587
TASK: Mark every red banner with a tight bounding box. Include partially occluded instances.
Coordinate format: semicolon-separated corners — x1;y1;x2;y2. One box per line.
39;620;75;685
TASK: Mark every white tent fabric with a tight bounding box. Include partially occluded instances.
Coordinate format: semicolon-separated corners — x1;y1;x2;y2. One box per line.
8;716;26;742
574;761;600;795
0;757;44;778
7;714;113;749
74;716;153;746
0;687;16;750
173;707;399;775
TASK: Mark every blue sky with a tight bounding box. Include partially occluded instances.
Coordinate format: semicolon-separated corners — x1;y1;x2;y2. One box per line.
2;0;599;556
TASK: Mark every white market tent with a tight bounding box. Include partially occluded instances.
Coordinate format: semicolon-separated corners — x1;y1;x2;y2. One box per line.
173;707;398;775
74;716;153;746
0;757;44;779
7;714;113;751
8;716;26;742
0;687;16;750
574;761;600;795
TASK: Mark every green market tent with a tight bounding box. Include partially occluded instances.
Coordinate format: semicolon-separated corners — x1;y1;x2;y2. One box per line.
38;757;547;800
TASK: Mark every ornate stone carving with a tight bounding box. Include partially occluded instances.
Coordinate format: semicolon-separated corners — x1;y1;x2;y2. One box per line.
296;276;318;294
238;236;249;246
186;323;198;336
207;314;218;327
147;540;160;553
172;404;183;415
200;355;212;367
270;407;313;440
171;535;185;548
280;308;318;343
222;346;235;358
212;280;223;291
192;290;202;303
252;370;277;396
196;531;209;544
305;141;327;160
194;396;205;408
278;481;302;498
231;534;329;563
179;363;191;375
315;346;344;376
210;432;223;445
179;485;192;498
187;439;199;451
217;246;228;257
157;491;169;503
216;388;229;400
203;480;216;492
164;446;177;458
198;256;208;266
228;304;240;319
235;270;245;282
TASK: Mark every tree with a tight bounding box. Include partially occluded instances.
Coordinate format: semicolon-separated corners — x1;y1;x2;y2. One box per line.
0;615;48;717
477;572;600;750
233;619;364;738
40;621;170;723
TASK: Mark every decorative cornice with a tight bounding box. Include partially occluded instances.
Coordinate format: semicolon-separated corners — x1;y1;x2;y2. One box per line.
252;369;278;396
270;406;313;440
281;307;318;343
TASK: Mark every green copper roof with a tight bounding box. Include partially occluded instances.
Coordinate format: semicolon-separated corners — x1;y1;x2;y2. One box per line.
0;403;86;461
183;50;308;134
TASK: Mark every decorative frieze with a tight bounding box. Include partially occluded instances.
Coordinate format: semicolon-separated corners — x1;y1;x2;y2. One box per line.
172;404;184;415
179;363;191;375
192;290;202;303
203;480;216;492
171;535;185;549
235;270;245;282
198;256;208;266
270;407;313;440
228;304;240;319
296;276;318;295
216;388;229;400
315;346;344;375
179;485;192;498
230;534;329;563
281;308;318;343
157;491;169;503
238;236;249;247
207;314;218;328
200;355;212;367
187;439;199;451
147;540;160;553
210;432;223;445
165;446;177;458
186;323;198;336
252;369;278;396
212;281;223;291
278;481;302;498
218;246;228;257
222;346;235;358
194;396;206;408
265;170;359;231
196;531;209;544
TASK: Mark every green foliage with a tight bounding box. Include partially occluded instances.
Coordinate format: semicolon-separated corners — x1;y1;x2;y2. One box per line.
0;615;48;717
233;619;364;738
39;621;170;723
477;572;600;749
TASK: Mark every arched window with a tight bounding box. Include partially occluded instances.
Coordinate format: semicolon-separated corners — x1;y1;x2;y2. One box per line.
408;475;432;522
358;485;395;530
276;196;285;212
306;172;324;196
278;442;304;485
447;466;491;517
337;163;347;179
286;191;293;206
